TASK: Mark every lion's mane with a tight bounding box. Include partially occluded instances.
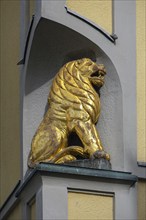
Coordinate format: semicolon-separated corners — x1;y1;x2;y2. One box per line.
48;60;100;125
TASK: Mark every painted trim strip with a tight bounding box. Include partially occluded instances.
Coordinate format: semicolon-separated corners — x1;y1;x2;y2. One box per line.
64;5;118;43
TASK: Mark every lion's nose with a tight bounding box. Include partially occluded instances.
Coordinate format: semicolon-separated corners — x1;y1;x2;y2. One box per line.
98;64;105;69
97;64;106;73
92;65;99;72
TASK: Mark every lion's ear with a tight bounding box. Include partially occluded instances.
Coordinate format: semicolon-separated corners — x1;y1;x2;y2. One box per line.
77;60;83;65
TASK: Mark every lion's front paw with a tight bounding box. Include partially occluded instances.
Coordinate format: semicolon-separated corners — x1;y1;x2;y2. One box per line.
91;150;110;161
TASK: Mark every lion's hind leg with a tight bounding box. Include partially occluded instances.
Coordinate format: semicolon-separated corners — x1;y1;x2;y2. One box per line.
28;125;66;167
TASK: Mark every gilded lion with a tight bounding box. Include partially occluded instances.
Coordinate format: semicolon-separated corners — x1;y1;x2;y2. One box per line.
28;58;110;167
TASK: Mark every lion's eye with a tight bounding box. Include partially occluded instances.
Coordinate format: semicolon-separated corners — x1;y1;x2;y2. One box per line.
86;61;92;66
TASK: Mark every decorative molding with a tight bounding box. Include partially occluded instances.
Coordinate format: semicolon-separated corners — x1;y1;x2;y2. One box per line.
17;15;35;65
64;5;118;43
16;163;138;197
137;161;146;168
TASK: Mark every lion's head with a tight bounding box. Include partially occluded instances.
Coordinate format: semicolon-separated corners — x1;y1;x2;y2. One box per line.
70;58;106;88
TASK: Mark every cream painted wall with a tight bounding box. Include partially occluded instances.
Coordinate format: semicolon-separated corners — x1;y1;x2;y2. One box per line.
138;181;146;220
6;202;21;220
29;198;36;220
66;0;112;34
29;0;35;19
0;0;20;205
135;1;145;219
136;0;146;162
68;192;113;220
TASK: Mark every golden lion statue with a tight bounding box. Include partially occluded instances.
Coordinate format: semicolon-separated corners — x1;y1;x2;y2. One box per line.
28;58;110;167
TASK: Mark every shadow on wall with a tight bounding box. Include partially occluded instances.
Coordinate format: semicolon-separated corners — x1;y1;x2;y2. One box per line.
23;18;123;172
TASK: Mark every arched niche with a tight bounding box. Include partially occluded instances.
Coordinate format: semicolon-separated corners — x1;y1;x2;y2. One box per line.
23;18;123;175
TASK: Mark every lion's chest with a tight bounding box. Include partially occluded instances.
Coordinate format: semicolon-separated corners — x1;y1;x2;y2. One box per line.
81;90;100;123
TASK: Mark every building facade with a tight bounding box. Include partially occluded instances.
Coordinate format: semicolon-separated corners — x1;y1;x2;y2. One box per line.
0;0;146;219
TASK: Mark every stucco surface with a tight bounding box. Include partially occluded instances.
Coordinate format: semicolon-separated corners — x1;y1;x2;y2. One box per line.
136;0;146;162
66;0;112;34
138;181;146;220
6;202;21;220
68;192;113;220
0;0;20;205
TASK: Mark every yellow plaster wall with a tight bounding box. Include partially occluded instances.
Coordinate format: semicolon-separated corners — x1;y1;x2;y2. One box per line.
66;0;112;34
68;192;113;220
29;198;36;220
136;0;146;162
137;2;146;219
138;181;146;220
29;0;35;19
0;0;20;205
6;202;21;220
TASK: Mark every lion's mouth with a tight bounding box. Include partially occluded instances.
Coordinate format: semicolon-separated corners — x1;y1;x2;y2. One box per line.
90;70;105;85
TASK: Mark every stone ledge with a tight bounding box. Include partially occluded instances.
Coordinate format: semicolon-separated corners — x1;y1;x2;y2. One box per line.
64;158;112;170
137;161;146;167
15;163;138;198
1;163;138;219
37;163;137;184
